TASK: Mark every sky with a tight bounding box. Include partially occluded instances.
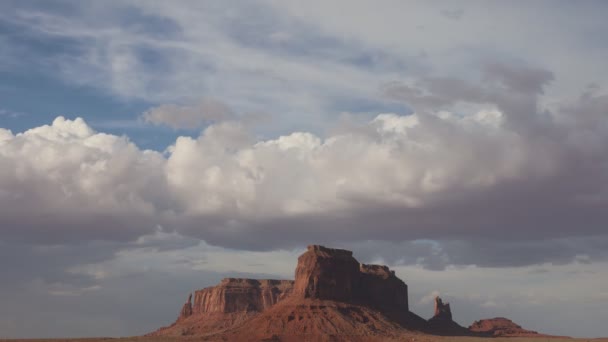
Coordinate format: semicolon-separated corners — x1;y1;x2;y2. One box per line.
1;0;607;338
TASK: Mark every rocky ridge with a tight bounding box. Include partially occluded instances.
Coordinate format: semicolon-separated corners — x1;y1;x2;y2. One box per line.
150;245;553;340
150;278;293;336
469;317;551;337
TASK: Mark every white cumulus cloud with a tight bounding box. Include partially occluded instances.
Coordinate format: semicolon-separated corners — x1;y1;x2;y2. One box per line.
1;86;607;255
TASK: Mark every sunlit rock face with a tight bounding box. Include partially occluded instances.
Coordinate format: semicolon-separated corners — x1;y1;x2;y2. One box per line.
293;245;360;301
293;245;409;311
192;278;294;314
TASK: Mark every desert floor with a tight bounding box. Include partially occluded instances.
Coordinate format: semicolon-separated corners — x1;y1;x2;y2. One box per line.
2;336;607;342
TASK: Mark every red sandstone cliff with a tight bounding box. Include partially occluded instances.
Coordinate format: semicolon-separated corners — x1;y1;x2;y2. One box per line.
293;245;360;301
150;244;554;341
149;278;293;336
177;293;193;320
192;278;293;314
216;245;425;341
293;245;410;311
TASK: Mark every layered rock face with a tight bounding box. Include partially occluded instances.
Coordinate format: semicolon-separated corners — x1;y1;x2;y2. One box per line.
293;245;409;311
469;317;547;337
192;278;294;314
149;277;294;336
294;245;361;301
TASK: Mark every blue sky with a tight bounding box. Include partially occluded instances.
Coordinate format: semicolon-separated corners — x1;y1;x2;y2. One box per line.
2;0;606;142
1;0;608;338
1;0;419;150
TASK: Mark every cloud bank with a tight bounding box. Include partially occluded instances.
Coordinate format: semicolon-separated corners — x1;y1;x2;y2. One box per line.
2;73;607;267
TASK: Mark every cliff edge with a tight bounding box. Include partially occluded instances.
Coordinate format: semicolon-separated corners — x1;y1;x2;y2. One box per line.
149;245;552;340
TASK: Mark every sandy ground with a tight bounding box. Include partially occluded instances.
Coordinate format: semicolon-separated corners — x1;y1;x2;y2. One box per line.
2;336;607;342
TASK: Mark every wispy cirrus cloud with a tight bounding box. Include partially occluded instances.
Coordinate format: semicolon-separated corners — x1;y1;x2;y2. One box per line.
0;108;26;119
141;98;235;130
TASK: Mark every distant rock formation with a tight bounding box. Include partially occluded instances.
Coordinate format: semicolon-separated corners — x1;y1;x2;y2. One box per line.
469;317;554;337
433;296;452;320
293;245;409;311
427;296;468;335
217;245;425;341
149;244;554;340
